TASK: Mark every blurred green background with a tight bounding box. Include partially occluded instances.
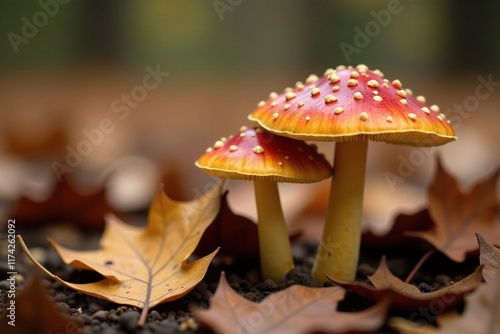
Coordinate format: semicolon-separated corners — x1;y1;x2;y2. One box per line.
2;0;500;74
0;0;498;226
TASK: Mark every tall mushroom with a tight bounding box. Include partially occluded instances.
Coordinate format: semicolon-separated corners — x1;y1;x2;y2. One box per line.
195;126;332;282
248;64;456;282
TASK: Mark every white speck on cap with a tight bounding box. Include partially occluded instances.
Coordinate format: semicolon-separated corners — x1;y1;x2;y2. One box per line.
392;79;402;89
324;95;337;103
353;92;363;100
311;87;321;96
347;79;358;87
334;107;344;114
285;92;296;100
305;74;319;85
252;146;264;154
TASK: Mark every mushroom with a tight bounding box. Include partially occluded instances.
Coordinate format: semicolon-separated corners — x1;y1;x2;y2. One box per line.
195;126;332;282
248;64;456;282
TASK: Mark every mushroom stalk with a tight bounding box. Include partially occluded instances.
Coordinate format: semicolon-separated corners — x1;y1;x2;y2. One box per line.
312;140;368;282
254;179;294;282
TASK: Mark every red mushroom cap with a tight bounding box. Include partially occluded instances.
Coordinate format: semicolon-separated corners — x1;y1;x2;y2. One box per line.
249;64;456;146
195;126;332;183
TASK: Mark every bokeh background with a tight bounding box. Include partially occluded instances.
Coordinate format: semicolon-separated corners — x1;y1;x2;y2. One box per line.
1;0;499;233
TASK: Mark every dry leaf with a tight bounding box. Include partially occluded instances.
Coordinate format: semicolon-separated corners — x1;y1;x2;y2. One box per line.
406;158;500;262
477;233;500;282
390;275;500;334
19;182;223;327
9;176;116;229
0;270;82;334
362;209;434;247
193;272;389;334
194;191;259;259
161;166;192;201
329;257;482;311
3;123;69;158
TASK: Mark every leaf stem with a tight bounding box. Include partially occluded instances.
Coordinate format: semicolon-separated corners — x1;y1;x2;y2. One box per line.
404;249;435;283
138;305;149;328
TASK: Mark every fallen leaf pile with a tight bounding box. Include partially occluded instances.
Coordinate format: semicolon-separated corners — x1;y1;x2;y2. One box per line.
4;154;499;333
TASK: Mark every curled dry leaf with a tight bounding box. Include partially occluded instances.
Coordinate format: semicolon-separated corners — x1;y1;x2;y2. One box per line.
0;270;82;334
406;158;500;262
329;257;483;311
193;272;389;334
18;182;223;327
477;233;500;282
390;275;500;334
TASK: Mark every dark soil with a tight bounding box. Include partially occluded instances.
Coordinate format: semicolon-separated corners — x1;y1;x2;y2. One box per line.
0;226;479;334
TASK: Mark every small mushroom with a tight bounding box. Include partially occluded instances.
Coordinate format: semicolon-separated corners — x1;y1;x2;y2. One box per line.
249;64;456;282
195;127;332;282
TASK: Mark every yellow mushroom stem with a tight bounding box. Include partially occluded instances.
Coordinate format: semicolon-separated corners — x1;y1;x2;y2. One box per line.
312;140;368;282
254;179;294;282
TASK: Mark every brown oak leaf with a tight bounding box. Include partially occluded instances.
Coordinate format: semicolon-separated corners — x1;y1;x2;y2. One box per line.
0;270;82;334
193;272;389;334
9;176;116;229
329;257;482;311
194;191;259;259
477;232;500;282
405;158;500;262
390;275;500;333
18;182;223;328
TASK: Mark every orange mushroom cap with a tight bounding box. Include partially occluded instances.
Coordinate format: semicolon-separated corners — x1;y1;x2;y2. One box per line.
249;64;456;146
195;127;332;183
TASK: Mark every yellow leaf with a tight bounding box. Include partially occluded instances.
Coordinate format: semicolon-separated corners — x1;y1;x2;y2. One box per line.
18;182;223;327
